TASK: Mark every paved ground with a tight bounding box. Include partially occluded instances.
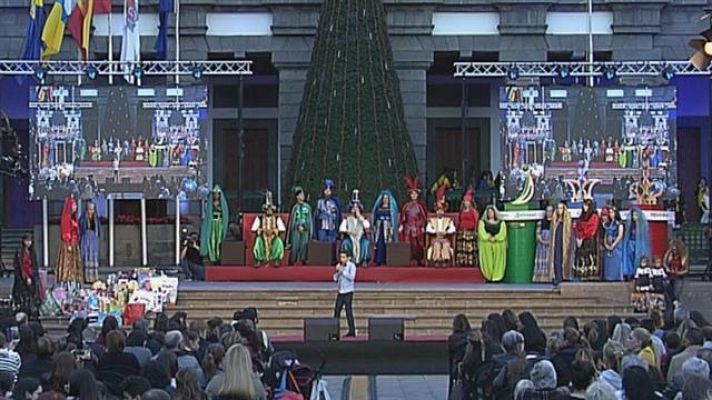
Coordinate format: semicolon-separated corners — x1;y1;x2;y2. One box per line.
319;375;447;400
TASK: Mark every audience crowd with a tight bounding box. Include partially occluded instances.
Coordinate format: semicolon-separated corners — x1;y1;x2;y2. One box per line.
0;308;274;400
448;306;712;400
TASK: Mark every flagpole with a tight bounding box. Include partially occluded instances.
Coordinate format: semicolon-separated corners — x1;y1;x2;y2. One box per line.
108;9;113;85
175;0;180;85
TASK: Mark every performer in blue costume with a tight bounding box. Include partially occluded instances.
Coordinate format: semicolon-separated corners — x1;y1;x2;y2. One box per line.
622;207;651;280
370;190;399;266
315;179;342;243
340;190;371;266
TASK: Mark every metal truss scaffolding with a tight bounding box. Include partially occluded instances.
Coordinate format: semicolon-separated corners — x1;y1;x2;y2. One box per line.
453;60;710;77
0;60;253;76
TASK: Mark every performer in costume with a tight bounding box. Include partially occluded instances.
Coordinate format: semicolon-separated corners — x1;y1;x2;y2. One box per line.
13;234;40;317
699;185;710;223
532;205;554;282
340;190;371;266
371;190;398;266
315;179;342;243
478;205;507;282
602;207;625;281
286;186;313;265
399;176;428;265
425;197;456;267
549;201;573;284
663;239;688;307
79;201;101;283
456;189;479;267
623;208;651;280
252;191;286;267
56;197;83;287
573;199;601;280
200;185;229;264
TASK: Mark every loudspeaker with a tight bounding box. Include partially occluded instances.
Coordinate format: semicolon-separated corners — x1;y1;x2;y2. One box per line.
221;241;245;265
368;318;404;341
308;241;335;265
386;242;411;266
304;318;340;342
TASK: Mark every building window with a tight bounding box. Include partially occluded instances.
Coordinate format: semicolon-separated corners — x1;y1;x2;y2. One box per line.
432;12;499;35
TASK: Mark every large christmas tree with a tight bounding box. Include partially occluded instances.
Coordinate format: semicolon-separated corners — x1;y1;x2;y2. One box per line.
285;0;419;207
572;87;603;140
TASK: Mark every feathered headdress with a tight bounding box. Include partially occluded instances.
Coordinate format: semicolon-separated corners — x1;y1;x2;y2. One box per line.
403;175;421;194
434;184;449;211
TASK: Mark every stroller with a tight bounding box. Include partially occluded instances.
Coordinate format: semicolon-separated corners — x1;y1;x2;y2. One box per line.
266;350;330;400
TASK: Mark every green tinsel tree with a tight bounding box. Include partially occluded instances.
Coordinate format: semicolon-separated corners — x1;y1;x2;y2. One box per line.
285;0;419;207
572;87;603;140
104;86;131;139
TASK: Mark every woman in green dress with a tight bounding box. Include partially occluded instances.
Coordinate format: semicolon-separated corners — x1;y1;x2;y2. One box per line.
200;185;229;264
478;205;507;282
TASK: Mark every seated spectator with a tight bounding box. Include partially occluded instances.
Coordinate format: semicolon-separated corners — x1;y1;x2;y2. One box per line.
16;325;39;364
668;328;704;382
585;381;618;400
97;330;141;395
201;344;226;382
125;330;152;367
622;366;662;400
176;330;206;388
681;375;712;400
519;312;546;354
663;356;710;400
120;376;152;400
0;371;15;398
0;332;22;378
492;331;528;400
18;337;55;385
64;318;87;350
13;377;43;400
154;313;170;334
36;391;65;400
552;328;581;387
163;331;183;352
514;379;534;400
209;344;266;400
448;314;471;395
173;368;207;400
142;361;174;395
563;317;580;331
662;332;682;377
169;312;188;332
611;323;632;344
48;352;77;396
599;340;624;393
626;328;657;369
81;326;104;359
133;319;150;333
68;369;101;400
97;316;119;347
569;360;595;399
146;330;165;356
521;360;569;400
141;389;170;400
696;348;712;376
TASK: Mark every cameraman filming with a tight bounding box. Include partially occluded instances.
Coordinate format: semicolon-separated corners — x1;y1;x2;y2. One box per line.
181;232;204;281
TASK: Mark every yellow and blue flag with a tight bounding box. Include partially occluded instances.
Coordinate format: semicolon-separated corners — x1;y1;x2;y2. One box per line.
20;0;46;61
41;0;77;60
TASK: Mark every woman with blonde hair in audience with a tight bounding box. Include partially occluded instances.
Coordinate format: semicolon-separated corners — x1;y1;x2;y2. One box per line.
598;340;624;393
211;344;265;400
610;323;632;344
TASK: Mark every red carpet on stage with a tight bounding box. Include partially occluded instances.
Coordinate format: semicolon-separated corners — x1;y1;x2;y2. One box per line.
205;266;484;283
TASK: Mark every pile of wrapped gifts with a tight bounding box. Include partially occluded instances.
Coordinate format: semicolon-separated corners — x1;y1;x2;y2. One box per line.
40;268;179;326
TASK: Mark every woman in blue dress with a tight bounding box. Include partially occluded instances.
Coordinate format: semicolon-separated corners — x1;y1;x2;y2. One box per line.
602;206;625;281
371;190;399;266
622;207;651;280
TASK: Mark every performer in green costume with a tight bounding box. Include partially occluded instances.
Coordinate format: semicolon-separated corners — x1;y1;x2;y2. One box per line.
478;205;507;282
286;186;313;265
200;185;229;264
252;191;286;267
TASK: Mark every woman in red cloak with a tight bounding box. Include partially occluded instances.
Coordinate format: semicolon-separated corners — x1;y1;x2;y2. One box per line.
398;176;428;266
573;198;601;280
56;196;83;285
13;233;40;317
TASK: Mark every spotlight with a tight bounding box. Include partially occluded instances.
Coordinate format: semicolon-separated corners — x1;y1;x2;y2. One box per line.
662;65;675;81
85;65;98;80
603;65;617;81
507;66;520;80
132;65;144;80
557;65;571;79
191;64;203;80
33;65;47;83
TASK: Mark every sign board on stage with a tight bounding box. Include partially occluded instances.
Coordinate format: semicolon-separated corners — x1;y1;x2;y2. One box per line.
499;209;674;222
28;85;209;200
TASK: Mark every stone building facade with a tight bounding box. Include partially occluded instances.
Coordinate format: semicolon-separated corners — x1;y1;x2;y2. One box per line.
0;0;709;211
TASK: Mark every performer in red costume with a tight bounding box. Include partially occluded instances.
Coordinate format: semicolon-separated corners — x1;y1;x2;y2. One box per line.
573;198;601;280
456;188;479;267
56;196;83;288
399;176;428;266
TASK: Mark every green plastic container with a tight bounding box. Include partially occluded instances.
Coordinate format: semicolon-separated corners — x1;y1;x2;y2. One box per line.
504;203;537;283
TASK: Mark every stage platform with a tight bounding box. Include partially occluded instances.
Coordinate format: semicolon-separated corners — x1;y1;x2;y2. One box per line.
205;266;484;283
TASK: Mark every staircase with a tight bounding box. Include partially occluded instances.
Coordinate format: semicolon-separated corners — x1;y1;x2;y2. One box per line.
1;228;33;274
165;282;641;337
